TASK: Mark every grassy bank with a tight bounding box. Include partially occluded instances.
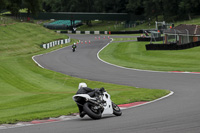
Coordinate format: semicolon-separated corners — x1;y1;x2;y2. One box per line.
99;41;200;72
77;21;125;31
76;16;200;32
0;22;169;124
113;38;137;42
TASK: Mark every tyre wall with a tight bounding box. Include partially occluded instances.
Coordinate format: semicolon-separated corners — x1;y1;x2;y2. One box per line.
145;41;200;50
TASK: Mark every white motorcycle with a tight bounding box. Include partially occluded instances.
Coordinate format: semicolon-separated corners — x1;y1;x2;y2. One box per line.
73;83;122;119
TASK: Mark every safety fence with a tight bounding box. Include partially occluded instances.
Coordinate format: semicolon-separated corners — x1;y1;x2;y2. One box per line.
41;38;71;49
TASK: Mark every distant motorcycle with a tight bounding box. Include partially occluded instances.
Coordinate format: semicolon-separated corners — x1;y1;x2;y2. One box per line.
72;43;77;52
73;83;122;119
72;47;76;52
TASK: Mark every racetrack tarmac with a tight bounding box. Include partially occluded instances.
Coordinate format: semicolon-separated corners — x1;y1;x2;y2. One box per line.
2;34;200;133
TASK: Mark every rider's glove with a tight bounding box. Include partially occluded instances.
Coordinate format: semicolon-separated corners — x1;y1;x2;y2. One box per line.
99;87;105;93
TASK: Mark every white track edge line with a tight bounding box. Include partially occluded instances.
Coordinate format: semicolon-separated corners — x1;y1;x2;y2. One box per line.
32;39;72;69
32;55;44;69
97;39;200;75
120;91;174;110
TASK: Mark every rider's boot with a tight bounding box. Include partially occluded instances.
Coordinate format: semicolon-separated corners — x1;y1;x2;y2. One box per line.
80;111;86;118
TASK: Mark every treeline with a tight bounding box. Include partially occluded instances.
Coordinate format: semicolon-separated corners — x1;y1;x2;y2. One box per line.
0;0;42;16
1;0;200;21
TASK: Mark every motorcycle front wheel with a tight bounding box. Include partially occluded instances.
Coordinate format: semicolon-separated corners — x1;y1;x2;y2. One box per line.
112;102;122;116
83;102;102;120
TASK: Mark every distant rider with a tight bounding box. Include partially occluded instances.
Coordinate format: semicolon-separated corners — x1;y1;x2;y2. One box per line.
72;43;77;51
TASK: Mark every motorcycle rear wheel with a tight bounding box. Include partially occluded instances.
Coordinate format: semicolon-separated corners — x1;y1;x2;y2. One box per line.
83;102;102;119
112;102;122;116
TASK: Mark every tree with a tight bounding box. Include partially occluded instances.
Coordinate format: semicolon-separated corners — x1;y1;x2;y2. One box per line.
67;0;94;12
0;0;7;13
5;0;200;22
43;0;63;12
126;0;144;15
23;0;43;16
93;0;107;12
7;0;22;16
162;0;182;21
178;0;197;20
103;0;128;13
143;0;164;21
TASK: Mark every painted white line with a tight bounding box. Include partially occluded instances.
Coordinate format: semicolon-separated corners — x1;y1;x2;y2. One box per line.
32;38;72;69
120;91;174;110
97;39;200;75
97;39;166;74
32;54;44;69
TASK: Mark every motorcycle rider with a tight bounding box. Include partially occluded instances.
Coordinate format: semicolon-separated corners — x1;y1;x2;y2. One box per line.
76;83;105;118
72;43;77;51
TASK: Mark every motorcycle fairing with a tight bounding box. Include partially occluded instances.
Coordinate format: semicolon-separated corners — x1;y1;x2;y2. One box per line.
102;92;113;115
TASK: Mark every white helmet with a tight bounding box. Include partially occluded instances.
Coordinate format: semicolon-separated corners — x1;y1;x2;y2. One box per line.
78;82;87;89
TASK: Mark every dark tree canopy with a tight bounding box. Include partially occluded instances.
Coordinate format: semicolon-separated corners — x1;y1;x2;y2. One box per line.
2;0;200;21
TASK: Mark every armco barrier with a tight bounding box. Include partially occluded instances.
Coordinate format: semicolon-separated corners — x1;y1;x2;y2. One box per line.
41;38;71;49
76;31;81;34
146;41;200;50
94;31;100;34
85;31;90;34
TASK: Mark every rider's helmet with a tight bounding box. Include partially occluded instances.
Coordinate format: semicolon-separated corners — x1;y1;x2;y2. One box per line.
78;82;87;89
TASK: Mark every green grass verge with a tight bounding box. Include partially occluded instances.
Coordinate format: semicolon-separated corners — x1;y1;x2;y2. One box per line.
113;38;137;42
99;41;200;72
0;16;16;25
0;22;169;124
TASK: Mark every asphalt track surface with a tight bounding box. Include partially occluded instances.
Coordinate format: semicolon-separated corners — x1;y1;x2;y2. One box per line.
2;35;200;133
